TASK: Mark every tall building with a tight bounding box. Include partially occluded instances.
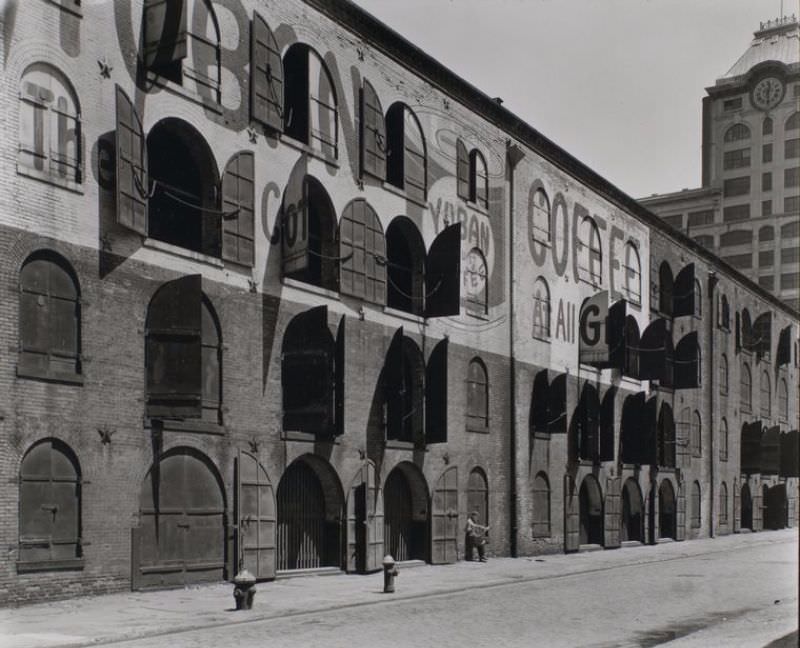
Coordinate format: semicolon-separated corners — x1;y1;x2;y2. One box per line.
641;16;800;311
0;0;797;606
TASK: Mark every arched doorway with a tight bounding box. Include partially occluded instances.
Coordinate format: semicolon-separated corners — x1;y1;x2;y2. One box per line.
384;463;429;561
658;480;676;539
621;478;644;542
763;484;787;530
741;483;753;530
135;448;226;589
276;457;343;571
579;475;604;545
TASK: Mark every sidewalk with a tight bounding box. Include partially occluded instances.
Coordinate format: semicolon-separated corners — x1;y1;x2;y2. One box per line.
1;530;796;648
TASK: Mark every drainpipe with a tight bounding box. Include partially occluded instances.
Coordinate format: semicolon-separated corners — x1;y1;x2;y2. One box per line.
708;271;718;538
506;140;525;557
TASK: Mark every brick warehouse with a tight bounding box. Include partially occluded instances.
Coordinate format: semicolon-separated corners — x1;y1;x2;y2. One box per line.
0;0;797;606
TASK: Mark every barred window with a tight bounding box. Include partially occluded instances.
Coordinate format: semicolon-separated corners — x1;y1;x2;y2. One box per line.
532;277;551;340
723;148;750;169
741;362;752;411
623;242;641;304
719;417;728;461
532;472;551;538
723;123;750;143
578;217;602;285
690;410;702;457
690;481;701;528
687;210;714;227
531;189;551;245
719;482;728;524
466;358;489;431
760;371;770;418
719;354;728;395
779;379;788;421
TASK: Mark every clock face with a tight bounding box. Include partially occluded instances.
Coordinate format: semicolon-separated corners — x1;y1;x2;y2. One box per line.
464;249;487;296
751;77;784;111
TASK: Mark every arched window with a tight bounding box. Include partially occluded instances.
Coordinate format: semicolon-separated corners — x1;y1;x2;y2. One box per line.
531;189;550;245
385;333;425;444
464;248;488;316
719;294;730;330
532;277;551;339
719;482;728;525
760;370;771;418
691;410;702;457
386;103;426;202
19;63;81;184
741;362;752;411
146;276;222;423
19;252;81;381
690;481;701;528
532;472;551;538
469;150;488;209
623;242;641;304
283;44;338;158
19;439;82;568
339;200;386;304
724;123;750;143
467;468;489;528
719;417;729;461
385;218;426;315
693;278;702;317
759;226;774;242
719;354;729;395
779;378;789;421
466;358;489;431
142;0;221;102
578;217;602;285
658;261;674;316
786;111;800;131
763;117;773;136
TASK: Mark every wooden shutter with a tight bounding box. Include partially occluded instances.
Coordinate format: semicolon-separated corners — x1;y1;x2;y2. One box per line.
607;299;627;370
250;13;283;131
643;397;659;466
780;430;799;478
146;275;202;419
335;316;346;437
282;170;309;275
431;466;459;564
360;79;386;179
672;263;695;317
733;478;741;532
339;200;386;304
753;488;763;531
115;86;148;236
639;318;668;381
788;489;797;527
346;471;359;573
425;338;448;444
548;374;567;435
564;475;579;553
741;422;763;475
604;477;621;549
577;385;600;461
456;139;469;200
281;306;335;434
236;450;276;580
675;407;690;466
221;151;255;266
599;388;615;462
760;426;780;474
675;487;686;541
752;312;772;360
143;0;187;69
425;223;462;317
776;325;791;367
385;327;404;441
403;110;426;203
735;311;741;353
621;392;645;464
674;331;700;389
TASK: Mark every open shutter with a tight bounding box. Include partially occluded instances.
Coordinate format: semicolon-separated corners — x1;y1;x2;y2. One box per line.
760;426;780;474
639;318;668;381
733;478;741;532
425;223;462;317
281;306;335;434
431;466;459;564
607;299;627;370
548;374;567;434
735;311;741;353
425;338;448;444
672;263;695;317
621;392;645;464
251;13;283;131
146;275;202;418
674;331;700;389
364;461;383;572
335;316;346;437
281;169;309;275
604;477;621;549
599;389;615;462
360;79;386;179
564;475;579;553
776;326;791;367
741;422;763;475
143;0;187;70
339;200;386;304
753;488;763;531
346;471;359;572
236;450;276;580
780;430;799;477
221;151;255;266
385;328;404;441
752;312;772;360
456;139;469;200
741;310;754;351
115;86;148;236
643;397;659;466
675;487;686;541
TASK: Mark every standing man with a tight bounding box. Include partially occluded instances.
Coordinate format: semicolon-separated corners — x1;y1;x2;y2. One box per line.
464;511;489;562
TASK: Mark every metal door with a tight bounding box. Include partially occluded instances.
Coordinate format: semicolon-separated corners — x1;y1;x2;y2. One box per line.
136;451;225;589
235;450;275;580
564;475;579;553
604;476;621;548
277;461;327;570
432;466;459;564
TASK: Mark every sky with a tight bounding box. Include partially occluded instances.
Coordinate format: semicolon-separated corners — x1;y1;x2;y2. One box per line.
352;0;790;199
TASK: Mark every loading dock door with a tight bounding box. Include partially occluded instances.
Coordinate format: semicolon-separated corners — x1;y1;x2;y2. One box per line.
431;466;459;564
235;450;275;580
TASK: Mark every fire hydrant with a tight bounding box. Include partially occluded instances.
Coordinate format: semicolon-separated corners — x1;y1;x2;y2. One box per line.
382;554;398;593
232;569;257;610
